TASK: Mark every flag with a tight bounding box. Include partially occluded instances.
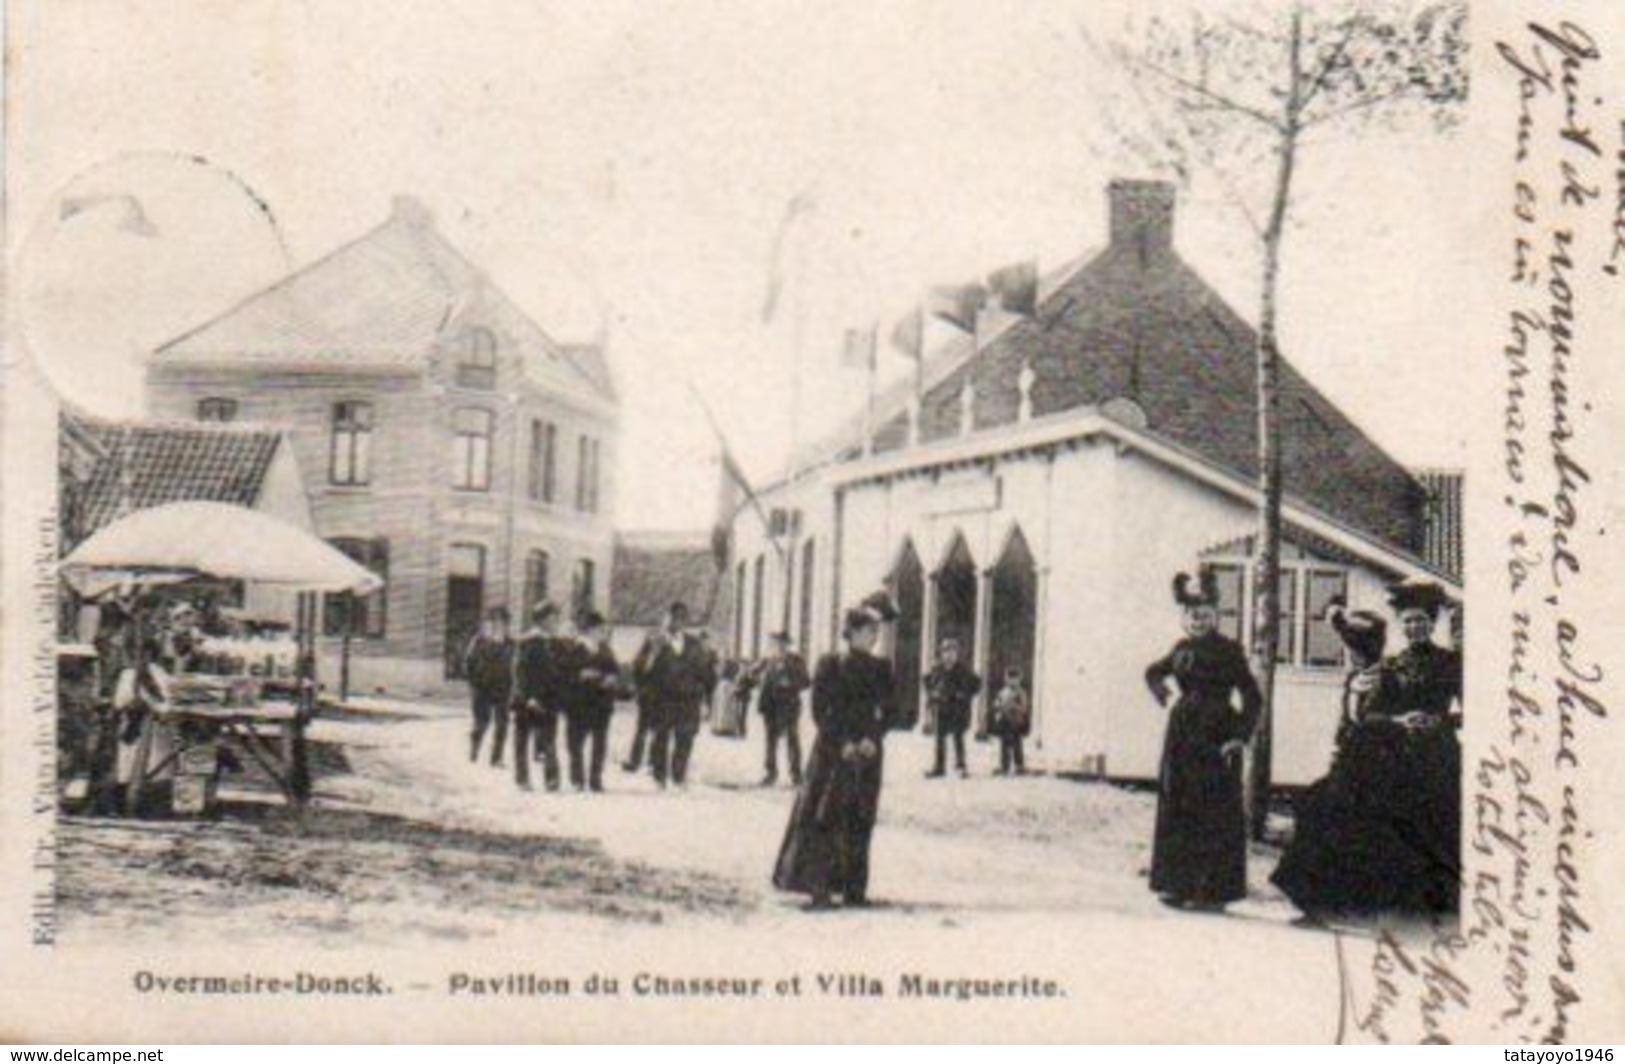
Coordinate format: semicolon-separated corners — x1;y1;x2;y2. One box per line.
889;307;924;361
987;260;1038;317
689;383;783;563
760;191;818;324
927;282;988;333
710;447;749;569
840;323;878;370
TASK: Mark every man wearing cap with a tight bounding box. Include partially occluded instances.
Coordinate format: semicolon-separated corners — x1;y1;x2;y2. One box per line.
756;631;811;786
462;606;515;766
923;637;982;779
511;601;565;790
561;610;623;792
632;601;715;787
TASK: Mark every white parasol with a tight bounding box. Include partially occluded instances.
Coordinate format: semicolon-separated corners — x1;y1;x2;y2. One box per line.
60;501;383;595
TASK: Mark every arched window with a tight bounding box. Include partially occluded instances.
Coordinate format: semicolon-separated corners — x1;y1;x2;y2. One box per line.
459;328;498;389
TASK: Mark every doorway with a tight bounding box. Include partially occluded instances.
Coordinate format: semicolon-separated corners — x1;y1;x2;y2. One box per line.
888;539;925;729
444;543;486;680
933;533;978;670
988;527;1038;709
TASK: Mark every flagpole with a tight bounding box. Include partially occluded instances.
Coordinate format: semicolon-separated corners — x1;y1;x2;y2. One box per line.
864;338;877;457
787;230;807;484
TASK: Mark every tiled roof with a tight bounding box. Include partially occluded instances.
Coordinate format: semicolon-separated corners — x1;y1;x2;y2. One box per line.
153;198;615;401
64;410;285;539
847;188;1427;555
610;532;725;629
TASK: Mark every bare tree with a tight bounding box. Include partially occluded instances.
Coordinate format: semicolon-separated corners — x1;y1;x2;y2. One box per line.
1085;0;1467;838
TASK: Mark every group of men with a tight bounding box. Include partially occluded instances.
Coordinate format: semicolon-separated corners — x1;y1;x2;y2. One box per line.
461;598;820;793
462;602;622;792
459;600;721;790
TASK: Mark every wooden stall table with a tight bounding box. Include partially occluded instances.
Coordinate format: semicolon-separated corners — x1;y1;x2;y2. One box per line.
124;683;311;815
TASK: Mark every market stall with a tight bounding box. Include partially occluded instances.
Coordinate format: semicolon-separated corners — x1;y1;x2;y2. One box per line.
60;501;383;815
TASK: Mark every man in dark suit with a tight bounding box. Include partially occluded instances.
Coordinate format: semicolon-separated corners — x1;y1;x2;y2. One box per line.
511;601;565;791
632;601;715;788
756;630;811;786
462;606;515;766
562;610;623;793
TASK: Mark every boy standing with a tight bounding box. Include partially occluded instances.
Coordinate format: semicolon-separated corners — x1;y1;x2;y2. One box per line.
990;668;1030;776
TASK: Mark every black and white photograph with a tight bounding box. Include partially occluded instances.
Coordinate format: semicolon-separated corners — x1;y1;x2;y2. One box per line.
2;0;1622;1046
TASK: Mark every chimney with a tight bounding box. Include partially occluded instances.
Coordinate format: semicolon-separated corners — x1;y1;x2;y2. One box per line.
392;195;434;229
1107;179;1176;263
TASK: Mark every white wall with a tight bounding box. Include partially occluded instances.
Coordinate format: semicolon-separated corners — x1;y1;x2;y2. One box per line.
732;433;1413;786
1027;445;1113;769
1097;448;1396;785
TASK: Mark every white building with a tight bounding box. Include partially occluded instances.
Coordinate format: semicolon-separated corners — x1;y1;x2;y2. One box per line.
725;180;1461;786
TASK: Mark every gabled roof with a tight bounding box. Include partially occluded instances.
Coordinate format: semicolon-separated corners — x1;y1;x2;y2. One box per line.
610;531;725;630
153;198;615;402
834;183;1427;555
62;409;286;540
826;403;1456;591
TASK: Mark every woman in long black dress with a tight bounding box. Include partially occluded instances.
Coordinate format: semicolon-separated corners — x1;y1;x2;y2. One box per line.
1270;600;1400;915
1272;580;1462;917
773;598;897;911
1144;571;1263;911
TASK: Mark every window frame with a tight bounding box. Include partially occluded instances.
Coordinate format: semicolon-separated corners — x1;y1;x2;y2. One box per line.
750;554;765;658
196;397;239;423
329;400;374;487
1302;568;1352;669
575;433;590;510
733;559;748;658
524;549;550;616
450;407;495;492
322;537;389;639
1201;555;1349;672
571;557;597;621
798;537;816;656
457;328;498;390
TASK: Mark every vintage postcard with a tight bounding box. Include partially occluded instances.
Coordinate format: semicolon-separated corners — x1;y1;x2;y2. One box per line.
2;0;1622;1044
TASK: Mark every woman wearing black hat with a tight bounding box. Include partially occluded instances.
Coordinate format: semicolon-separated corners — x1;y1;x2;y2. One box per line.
772;597;898;910
1379;578;1463;911
1271;581;1461;917
1144;571;1262;911
1270;599;1397;916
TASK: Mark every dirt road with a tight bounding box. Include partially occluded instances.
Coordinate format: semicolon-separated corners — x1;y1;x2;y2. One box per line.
59;696;1304;945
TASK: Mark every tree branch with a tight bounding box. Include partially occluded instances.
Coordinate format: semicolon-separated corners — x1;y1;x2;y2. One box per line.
1295;16;1361;116
1300;80;1416;128
1125;52;1285;131
1086;28;1267;237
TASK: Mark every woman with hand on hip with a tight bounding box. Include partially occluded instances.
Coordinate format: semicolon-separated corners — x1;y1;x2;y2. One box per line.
1144;571;1262;912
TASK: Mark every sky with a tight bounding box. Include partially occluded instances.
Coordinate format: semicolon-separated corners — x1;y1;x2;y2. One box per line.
7;0;1472;531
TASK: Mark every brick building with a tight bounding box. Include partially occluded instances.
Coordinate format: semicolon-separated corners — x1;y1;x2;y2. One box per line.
727;180;1461;784
146;197;618;694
